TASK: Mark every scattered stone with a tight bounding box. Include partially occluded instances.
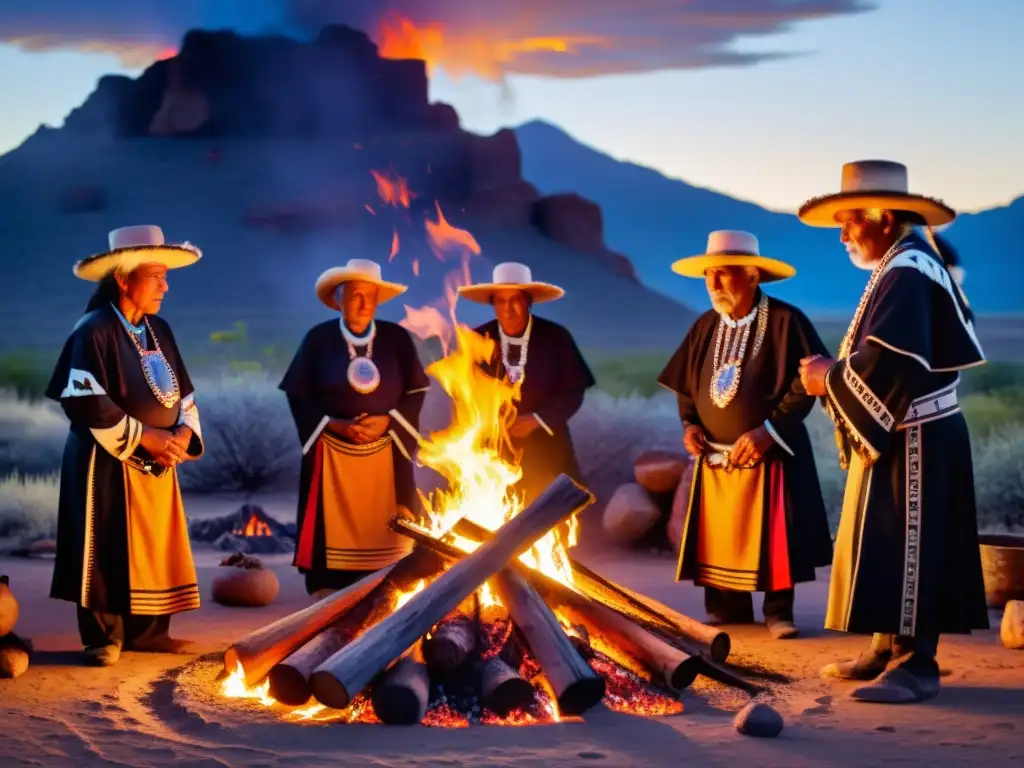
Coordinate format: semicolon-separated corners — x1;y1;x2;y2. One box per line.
212;555;280;607
0;632;32;678
1000;600;1024;649
602;483;660;545
734;701;784;738
633;449;690;493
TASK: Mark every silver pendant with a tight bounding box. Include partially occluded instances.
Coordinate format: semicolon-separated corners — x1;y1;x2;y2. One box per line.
710;362;741;409
347;356;381;394
140;351;180;408
507;365;524;384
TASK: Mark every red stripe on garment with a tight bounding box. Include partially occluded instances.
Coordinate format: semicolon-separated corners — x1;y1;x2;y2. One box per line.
765;461;793;591
294;438;323;570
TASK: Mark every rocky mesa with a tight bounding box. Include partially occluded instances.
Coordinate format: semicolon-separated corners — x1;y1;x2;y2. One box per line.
57;24;636;281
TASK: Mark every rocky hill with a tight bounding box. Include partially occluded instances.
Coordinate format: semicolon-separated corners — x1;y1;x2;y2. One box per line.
0;26;686;363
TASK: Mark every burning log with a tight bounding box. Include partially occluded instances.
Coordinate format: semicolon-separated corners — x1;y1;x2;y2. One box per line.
453;518;730;663
492;567;606;716
309;474;593;710
224;566;392;687
371;641;431;725
267;547;443;705
422;615;475;675
479;655;535;716
551;592;699;692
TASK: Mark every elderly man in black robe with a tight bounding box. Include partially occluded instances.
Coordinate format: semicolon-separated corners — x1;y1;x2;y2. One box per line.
46;225;205;666
457;262;595;506
279;258;430;596
798;160;988;704
658;231;833;640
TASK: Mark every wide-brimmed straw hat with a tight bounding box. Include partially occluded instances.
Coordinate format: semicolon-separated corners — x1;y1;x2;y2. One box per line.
73;225;202;281
457;262;565;304
671;230;795;283
798;160;956;227
314;258;408;310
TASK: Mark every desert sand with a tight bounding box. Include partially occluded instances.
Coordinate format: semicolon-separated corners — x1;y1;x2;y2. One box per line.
1;492;1022;768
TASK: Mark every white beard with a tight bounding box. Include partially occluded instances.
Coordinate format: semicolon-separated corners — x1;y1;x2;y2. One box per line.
846;248;876;271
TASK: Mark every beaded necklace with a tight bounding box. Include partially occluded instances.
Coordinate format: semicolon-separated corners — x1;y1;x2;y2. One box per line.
498;315;532;384
112;303;180;409
708;294;769;409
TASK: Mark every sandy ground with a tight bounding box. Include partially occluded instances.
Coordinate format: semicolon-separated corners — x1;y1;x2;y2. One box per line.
1;494;1022;767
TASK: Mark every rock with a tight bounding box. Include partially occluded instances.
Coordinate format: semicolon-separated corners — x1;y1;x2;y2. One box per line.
530;193;639;280
1001;600;1024;649
668;462;696;552
734;701;784;738
634;450;690;493
0;575;19;636
149;59;210;135
602;483;661;545
466;129;523;193
57;185;107;214
0;634;31;679
212;557;280;607
426;102;461;132
462;181;540;228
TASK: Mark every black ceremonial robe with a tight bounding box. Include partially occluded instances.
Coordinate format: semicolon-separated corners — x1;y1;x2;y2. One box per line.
45;304;204;617
822;233;988;637
658;294;834;589
474;316;595;506
279;319;429;583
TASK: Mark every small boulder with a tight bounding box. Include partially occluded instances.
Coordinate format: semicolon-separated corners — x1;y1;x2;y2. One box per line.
1001;600;1024;649
634;450;690;494
603;483;660;545
0;632;32;678
211;554;280;607
734;701;784;738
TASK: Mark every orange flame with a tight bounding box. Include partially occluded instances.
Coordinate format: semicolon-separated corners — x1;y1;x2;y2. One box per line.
371;168;414;208
375;12;605;82
389;230;400;262
425;201;481;262
234;513;272;537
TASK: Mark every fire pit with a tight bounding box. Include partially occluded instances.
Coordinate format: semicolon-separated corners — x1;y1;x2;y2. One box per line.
189;505;296;555
214;296;759;727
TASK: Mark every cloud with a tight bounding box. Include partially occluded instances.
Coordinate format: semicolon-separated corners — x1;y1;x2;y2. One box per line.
0;0;876;78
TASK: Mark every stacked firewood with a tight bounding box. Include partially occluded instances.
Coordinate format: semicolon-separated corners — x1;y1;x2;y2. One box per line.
222;475;758;725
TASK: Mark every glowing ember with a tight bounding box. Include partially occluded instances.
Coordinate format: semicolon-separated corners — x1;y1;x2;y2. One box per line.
389;230;401;261
589;655;684;717
233;512;272;537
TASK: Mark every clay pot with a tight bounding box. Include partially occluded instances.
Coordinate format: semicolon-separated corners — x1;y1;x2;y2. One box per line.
212;564;280;607
979;534;1024;608
0;575;19;636
1001;600;1024;650
633;450;689;494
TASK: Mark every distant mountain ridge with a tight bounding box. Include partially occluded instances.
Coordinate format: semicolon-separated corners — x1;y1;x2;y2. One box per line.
514;120;1022;314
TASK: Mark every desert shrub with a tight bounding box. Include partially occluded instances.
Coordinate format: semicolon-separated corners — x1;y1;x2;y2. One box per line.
960;390;1024;438
0;352;52;401
176;373;300;495
584;351;671;398
973;423;1024;532
0;472;59;545
0;389;67;477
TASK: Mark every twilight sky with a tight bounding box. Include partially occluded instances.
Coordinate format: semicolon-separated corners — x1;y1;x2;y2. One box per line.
0;0;1020;213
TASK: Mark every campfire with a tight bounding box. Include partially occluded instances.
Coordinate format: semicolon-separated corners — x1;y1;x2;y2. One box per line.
189;505;296;555
216;169;755;726
217;321;752;727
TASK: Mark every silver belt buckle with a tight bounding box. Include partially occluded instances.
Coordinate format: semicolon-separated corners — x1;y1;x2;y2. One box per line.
705;449;731;470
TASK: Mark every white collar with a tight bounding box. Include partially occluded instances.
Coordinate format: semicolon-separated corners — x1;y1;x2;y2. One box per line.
340;318;375;346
